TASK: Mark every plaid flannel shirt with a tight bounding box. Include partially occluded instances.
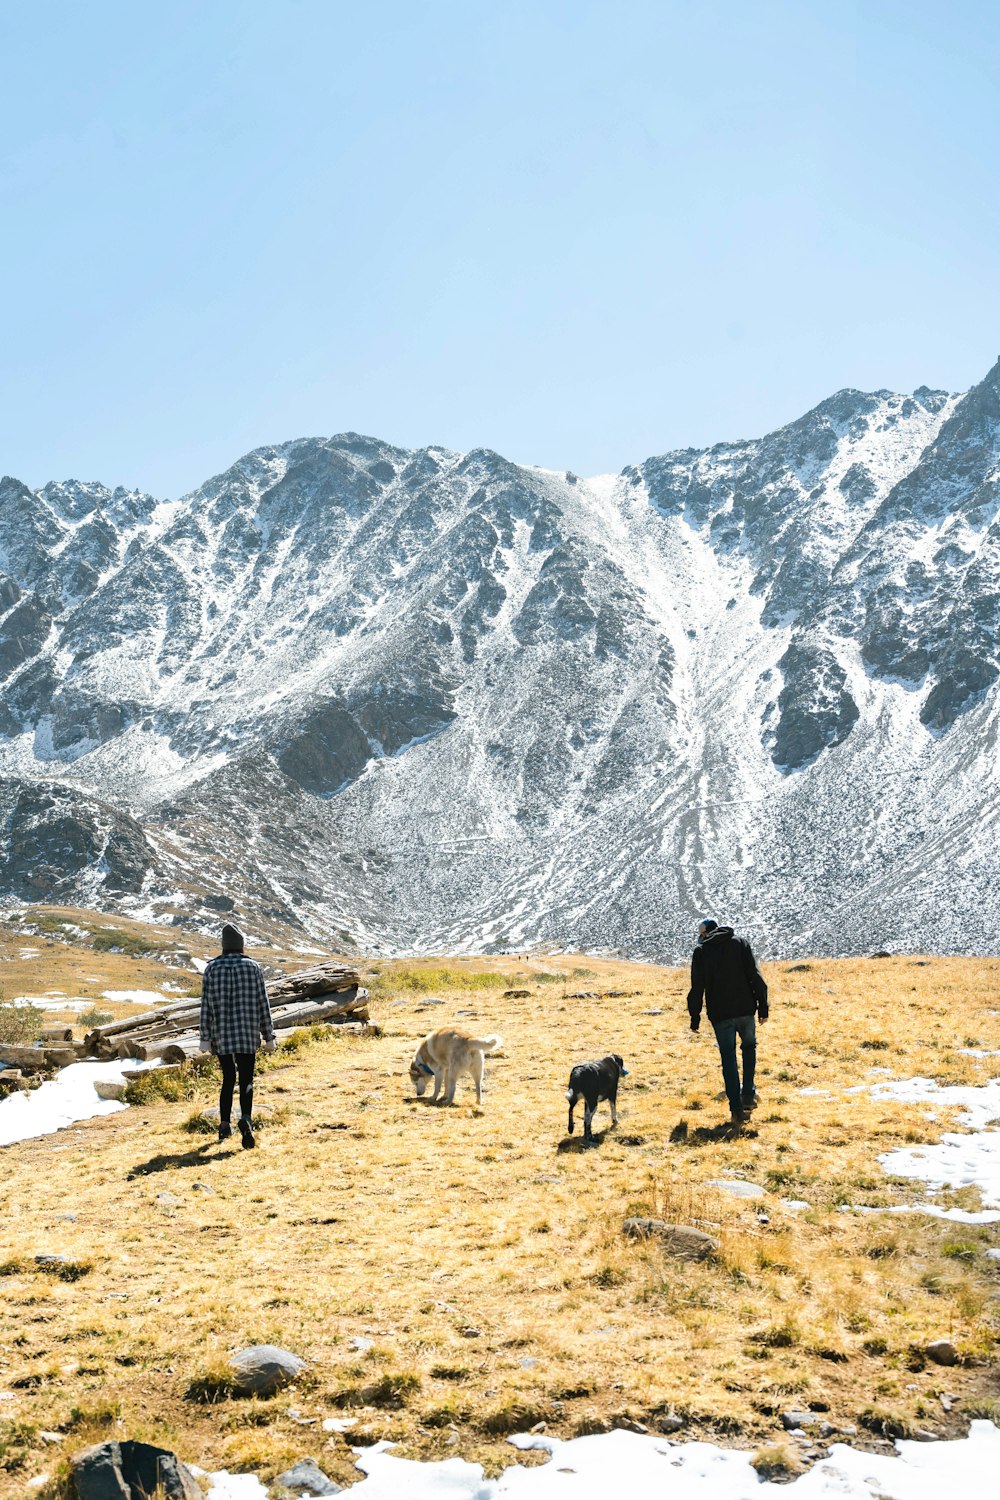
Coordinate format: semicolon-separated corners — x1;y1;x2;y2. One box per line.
199;953;274;1056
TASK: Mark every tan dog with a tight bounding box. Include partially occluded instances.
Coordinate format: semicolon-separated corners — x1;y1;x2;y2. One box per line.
409;1027;502;1105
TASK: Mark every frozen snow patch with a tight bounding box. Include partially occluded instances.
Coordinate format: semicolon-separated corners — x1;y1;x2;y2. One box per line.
202;1424;1000;1500
0;1060;160;1149
869;1076;1000;1209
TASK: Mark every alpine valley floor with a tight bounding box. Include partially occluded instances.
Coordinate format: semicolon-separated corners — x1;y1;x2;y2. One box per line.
0;913;998;1495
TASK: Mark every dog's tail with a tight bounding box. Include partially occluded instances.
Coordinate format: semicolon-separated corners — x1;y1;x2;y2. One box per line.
565;1088;575;1102
472;1035;502;1052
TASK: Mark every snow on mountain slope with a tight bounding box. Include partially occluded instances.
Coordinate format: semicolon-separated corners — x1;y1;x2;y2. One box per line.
0;363;997;958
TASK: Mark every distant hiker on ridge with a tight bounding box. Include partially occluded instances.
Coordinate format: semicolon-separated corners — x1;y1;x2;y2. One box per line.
199;924;276;1149
687;918;768;1130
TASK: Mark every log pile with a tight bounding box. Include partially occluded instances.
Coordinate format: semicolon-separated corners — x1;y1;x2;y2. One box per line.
82;961;368;1062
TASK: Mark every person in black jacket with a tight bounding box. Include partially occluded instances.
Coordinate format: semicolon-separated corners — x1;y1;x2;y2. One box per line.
687;918;768;1129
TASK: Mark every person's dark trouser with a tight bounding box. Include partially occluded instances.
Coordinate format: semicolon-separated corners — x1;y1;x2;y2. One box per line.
711;1014;756;1117
218;1053;255;1124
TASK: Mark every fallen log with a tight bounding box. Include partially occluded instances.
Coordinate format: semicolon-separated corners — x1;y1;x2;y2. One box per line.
0;1044;51;1072
83;962;364;1056
266;963;362;1004
44;1047;80;1069
40;1026;74;1043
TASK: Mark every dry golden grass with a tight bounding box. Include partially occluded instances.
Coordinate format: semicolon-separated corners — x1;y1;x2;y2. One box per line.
0;922;998;1495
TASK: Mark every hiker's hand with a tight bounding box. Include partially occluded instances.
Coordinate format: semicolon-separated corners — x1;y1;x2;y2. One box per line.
263;1039;277;1054
689;1016;700;1033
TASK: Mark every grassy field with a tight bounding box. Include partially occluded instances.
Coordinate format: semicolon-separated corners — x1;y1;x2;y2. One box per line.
0;915;998;1494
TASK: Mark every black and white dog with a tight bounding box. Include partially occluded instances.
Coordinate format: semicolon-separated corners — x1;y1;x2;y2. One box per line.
566;1054;628;1142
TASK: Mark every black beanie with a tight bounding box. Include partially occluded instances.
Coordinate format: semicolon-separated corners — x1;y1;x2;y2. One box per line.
221;923;245;953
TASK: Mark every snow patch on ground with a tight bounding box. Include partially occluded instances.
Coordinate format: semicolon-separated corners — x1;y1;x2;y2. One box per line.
869;1076;1000;1210
102;989;173;1004
205;1423;1000;1499
0;1060;160;1149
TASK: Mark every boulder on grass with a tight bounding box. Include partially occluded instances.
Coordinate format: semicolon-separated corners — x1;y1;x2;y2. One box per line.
230;1343;307;1396
94;1080;127;1101
272;1456;342;1494
72;1439;201;1499
622;1219;719;1260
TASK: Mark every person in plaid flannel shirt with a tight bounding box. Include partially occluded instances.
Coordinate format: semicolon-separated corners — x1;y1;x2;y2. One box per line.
200;924;276;1148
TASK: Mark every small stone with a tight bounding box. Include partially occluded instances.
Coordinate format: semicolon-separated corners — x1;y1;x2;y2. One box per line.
157;1192;182;1209
229;1344;306;1397
619;1418;649;1434
191;1182;216;1195
461;1326;482;1338
939;1395;953;1413
34;1254;68;1266
706;1179;767;1200
925;1339;959;1366
273;1456;341;1495
839;1424;858;1437
656;1412;684;1433
530;1421;547;1433
911;1429;939;1442
781;1409;814;1431
321;1416;357;1433
349;1336;373;1352
519;1357;538;1369
622;1219;718;1260
38;1431;63;1444
54;1214;78;1223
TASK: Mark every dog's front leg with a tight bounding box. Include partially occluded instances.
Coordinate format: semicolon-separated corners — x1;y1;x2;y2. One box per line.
431;1070;442;1102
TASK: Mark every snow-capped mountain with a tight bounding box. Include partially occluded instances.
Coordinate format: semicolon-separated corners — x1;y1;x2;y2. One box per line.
1;360;998;959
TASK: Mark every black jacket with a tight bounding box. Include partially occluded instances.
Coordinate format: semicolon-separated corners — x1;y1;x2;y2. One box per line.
687;927;768;1027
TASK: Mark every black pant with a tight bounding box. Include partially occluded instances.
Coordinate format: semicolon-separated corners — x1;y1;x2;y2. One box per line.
219;1053;255;1124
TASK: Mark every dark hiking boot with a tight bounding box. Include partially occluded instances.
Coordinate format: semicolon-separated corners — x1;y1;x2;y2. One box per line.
729;1110;745;1131
238;1117;255;1150
218;1121;232;1142
742;1092;759;1113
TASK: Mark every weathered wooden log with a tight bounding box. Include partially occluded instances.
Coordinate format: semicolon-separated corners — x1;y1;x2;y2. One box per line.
40;1026;74;1043
44;1047;79;1068
267;963;362;1004
0;1044;50;1071
0;1068;24;1084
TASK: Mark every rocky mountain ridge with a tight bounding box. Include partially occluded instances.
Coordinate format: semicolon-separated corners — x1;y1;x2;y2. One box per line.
1;360;997;958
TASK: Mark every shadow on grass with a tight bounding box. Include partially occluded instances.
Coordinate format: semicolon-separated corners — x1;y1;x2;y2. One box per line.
670;1119;759;1146
126;1144;223;1178
557;1131;607;1153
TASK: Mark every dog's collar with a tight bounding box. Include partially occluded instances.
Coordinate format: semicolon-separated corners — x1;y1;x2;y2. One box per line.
620;1067;629;1075
416;1060;434;1076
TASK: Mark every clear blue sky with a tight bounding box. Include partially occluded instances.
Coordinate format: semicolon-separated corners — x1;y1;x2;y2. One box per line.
2;0;998;498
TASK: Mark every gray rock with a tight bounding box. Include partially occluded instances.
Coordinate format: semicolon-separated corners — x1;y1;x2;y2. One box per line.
926;1339;959;1366
272;1457;341;1495
781;1409;815;1431
656;1412;684;1433
706;1178;767;1199
191;1181;216;1195
94;1081;126;1101
229;1344;307;1397
156;1192;182;1209
71;1439;201;1499
622;1219;719;1260
35;1253;68;1266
